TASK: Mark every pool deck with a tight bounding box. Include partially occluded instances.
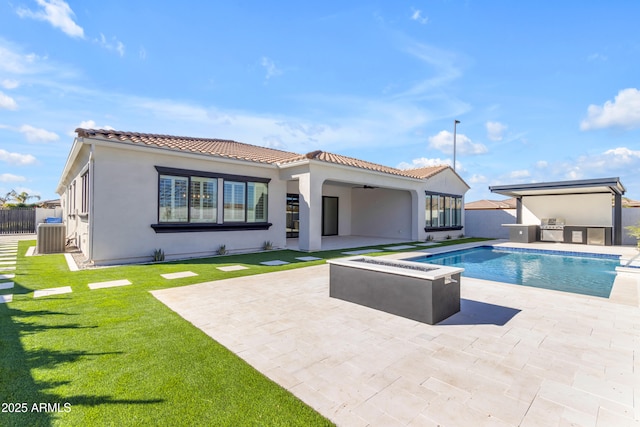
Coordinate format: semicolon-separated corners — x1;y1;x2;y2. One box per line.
153;241;640;426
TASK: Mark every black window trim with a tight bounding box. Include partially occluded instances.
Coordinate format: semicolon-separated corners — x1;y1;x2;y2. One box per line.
152;165;272;233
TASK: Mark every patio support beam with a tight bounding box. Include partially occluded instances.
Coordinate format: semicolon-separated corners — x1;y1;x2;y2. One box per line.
516;197;523;224
614;192;622;245
297;173;323;252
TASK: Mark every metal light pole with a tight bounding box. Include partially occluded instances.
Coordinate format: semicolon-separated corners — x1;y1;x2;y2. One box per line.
453;119;460;171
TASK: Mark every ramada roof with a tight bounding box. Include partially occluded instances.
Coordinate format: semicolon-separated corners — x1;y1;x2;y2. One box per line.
76;128;452;181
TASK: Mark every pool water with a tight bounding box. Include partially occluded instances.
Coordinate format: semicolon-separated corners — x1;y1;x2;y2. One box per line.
413;246;620;297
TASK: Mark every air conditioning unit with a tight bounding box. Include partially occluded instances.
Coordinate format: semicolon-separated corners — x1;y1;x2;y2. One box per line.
37;223;66;254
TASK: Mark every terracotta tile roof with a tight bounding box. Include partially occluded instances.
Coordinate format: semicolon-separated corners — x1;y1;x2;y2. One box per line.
402;165;450;179
465;198;517;210
76;128;301;165
75;129;456;181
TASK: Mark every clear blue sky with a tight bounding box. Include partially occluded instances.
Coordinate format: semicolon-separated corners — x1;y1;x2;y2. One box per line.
1;1;639;202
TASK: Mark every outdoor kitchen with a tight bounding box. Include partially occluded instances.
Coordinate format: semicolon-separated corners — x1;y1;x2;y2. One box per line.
490;178;625;246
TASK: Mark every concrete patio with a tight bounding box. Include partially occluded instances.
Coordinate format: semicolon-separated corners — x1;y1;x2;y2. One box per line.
153;252;640;426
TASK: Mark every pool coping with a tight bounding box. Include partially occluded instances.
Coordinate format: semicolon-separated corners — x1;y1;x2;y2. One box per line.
381;240;640;307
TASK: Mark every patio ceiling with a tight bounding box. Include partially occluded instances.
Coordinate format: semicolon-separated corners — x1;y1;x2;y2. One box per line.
489;177;625;197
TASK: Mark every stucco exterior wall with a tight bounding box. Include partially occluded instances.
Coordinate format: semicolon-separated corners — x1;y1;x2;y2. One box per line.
464;209;517;239
521;193;612;226
83;142;286;264
351;188;413;239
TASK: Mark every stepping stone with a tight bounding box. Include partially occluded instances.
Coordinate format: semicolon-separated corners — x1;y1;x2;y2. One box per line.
88;279;132;290
0;257;16;262
34;286;73;298
161;271;198;280
0;294;12;303
0;260;17;265
295;256;323;261
342;249;382;255
217;265;249;272
0;282;14;290
0;274;15;280
383;245;417;250
25;247;36;257
0;251;17;255
416;242;438;247
260;260;290;266
0;266;16;271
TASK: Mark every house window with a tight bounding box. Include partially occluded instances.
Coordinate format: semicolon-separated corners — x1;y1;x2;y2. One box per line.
159;175;189;222
224;181;246;222
153;166;270;232
190;177;217;222
81;171;89;214
247;182;268;222
425;192;462;230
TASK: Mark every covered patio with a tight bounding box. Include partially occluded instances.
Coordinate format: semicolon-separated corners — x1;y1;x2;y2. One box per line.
489;177;626;246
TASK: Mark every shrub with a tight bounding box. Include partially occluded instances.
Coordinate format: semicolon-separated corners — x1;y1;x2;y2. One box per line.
625;222;640;248
152;249;165;262
262;241;273;250
216;244;227;255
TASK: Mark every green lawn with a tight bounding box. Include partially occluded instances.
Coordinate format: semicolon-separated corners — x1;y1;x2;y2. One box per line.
0;238;486;426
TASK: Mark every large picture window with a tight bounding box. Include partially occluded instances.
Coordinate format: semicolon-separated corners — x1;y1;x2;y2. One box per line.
153;166;270;233
425;192;462;230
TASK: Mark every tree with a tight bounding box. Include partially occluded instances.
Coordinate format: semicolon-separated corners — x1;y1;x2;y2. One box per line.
626;222;640;249
7;190;40;206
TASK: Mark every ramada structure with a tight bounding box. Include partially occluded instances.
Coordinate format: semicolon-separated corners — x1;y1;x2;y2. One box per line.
56;129;469;265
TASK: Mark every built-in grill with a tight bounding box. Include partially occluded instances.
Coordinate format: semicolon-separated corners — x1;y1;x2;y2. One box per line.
540;218;565;242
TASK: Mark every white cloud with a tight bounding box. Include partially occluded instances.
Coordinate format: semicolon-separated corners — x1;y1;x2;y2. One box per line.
0;91;18;110
486;121;507;141
0;149;37;165
0;173;26;183
260;57;282;80
1;79;19;89
19;125;59;142
16;0;84;38
536;160;548;168
580;88;640;130
509;169;530;179
397;157;452;169
139;46;147;60
96;34;125;57
67;120;114;136
410;9;429;25
428;130;488;155
468;174;487;184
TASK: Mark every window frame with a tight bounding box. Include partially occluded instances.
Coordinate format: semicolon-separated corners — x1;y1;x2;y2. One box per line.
425;191;463;232
152;166;271;233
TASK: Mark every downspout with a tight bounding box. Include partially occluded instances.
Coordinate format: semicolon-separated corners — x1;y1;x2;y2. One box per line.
88;144;95;263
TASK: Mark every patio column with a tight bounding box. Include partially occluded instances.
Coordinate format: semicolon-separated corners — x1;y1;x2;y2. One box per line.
614;192;622;245
297;173;323;251
516;197;523;224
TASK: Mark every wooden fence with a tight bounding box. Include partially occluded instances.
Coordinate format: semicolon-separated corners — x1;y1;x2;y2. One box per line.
0;208;36;234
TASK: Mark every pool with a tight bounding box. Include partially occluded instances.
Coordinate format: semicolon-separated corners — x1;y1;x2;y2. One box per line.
411;246;620;297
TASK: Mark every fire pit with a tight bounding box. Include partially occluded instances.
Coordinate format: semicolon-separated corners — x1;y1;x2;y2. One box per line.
327;256;463;325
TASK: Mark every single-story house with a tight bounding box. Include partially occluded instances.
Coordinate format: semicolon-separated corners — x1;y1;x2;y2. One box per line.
56;129;470;265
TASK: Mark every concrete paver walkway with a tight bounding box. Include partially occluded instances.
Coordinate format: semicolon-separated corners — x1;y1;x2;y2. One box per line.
153;264;640;426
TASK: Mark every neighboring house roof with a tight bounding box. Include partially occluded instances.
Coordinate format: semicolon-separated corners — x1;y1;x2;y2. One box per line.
465;198;517;210
75;128;461;183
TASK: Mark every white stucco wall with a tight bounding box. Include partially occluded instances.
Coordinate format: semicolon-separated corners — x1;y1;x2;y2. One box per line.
63;141;287;265
521;193;612;225
464;209;517;238
351;187;413;239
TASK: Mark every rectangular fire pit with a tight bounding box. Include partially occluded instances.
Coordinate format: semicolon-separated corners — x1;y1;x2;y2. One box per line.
327;256;463;325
